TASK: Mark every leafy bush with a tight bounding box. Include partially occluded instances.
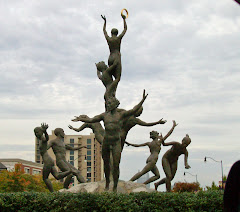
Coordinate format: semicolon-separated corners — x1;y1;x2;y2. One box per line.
0;191;223;212
205;181;220;191
0;164;63;192
173;181;201;192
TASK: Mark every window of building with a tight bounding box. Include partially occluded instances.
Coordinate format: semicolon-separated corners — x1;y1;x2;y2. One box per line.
37;155;40;160
87;178;91;182
70;138;74;143
87;162;91;166
70;156;74;161
87;139;91;144
87;173;91;177
87;150;91;155
70;161;74;166
33;169;41;175
24;168;30;174
70;150;74;155
87;145;91;149
87;167;91;172
87;156;91;161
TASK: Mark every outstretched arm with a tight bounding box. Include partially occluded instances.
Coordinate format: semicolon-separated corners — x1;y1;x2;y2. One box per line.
72;114;103;123
162;120;177;141
101;15;109;40
68;125;82;132
119;15;127;39
122;90;148;118
66;145;87;151
184;149;191;169
136;118;166;127
125;141;149;147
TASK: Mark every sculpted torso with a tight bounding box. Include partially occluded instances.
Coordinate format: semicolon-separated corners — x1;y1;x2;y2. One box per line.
39;139;54;166
103;111;123;143
147;140;161;163
165;143;185;162
51;138;67;162
107;37;122;53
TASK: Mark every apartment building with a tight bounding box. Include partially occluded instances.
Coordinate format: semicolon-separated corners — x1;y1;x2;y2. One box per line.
35;131;104;186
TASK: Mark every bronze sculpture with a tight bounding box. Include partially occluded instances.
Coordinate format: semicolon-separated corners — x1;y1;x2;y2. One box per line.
34;123;72;192
47;128;87;188
69;106;166;150
74;90;148;192
101;13;127;81
154;134;191;192
125;120;177;184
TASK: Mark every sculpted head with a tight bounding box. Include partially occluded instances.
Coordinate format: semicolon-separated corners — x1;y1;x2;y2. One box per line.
134;106;143;117
111;28;118;36
150;130;159;139
54;128;65;138
96;61;108;72
105;97;120;112
34;127;43;139
182;134;191;147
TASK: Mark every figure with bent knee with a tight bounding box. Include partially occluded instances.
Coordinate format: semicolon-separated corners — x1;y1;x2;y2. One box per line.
47;128;87;189
154;133;191;192
125;120;177;185
34;123;72;192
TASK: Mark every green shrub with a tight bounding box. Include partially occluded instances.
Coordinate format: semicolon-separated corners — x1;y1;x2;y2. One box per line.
0;191;223;212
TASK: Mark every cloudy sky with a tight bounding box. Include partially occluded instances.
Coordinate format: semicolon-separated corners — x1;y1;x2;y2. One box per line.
0;0;240;190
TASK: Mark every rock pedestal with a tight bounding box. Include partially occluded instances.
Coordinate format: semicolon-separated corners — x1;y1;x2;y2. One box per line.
59;180;156;194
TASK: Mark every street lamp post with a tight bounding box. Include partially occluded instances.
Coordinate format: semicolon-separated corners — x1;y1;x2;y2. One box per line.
204;156;224;189
184;171;198;183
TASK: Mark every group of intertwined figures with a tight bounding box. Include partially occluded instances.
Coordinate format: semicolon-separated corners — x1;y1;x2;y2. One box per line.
34;12;192;193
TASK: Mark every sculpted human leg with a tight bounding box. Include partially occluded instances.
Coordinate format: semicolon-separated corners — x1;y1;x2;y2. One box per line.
68;163;85;183
130;162;154;182
43;165;54;192
143;165;160;184
51;166;71;180
102;140;111;190
154;157;171;190
112;141;122;191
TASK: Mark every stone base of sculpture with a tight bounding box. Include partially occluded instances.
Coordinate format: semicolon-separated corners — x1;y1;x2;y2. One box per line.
59;180;155;194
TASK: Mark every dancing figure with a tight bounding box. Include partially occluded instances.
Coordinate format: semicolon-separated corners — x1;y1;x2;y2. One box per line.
154;134;191;192
125;120;177;184
34;123;72;192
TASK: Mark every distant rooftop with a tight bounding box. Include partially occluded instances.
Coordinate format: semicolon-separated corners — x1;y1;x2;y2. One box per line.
0;158;43;168
0;162;7;170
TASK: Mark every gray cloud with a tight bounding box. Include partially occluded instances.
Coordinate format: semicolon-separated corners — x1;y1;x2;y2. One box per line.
0;0;239;189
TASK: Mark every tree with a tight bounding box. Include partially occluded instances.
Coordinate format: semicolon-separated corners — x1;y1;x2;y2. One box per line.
172;181;201;192
0;164;63;192
206;181;219;191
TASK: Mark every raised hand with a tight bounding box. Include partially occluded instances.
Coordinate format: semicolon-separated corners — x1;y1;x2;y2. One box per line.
173;120;178;127
121;14;126;19
101;15;106;21
158;118;167;124
41;123;48;131
142;89;148;101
